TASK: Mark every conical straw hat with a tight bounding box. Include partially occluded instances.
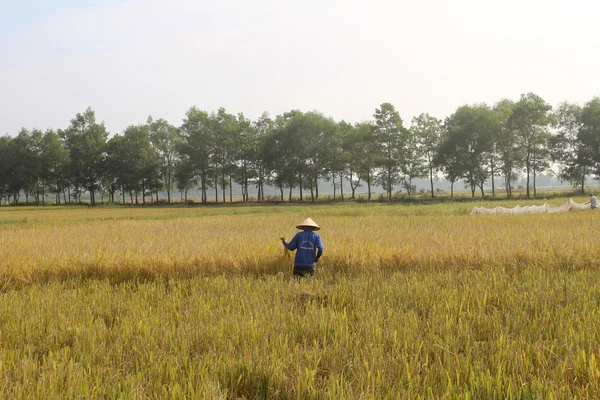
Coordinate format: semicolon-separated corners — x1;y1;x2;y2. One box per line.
296;217;320;231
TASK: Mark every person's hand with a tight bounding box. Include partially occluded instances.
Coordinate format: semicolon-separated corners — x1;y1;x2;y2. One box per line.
280;236;285;243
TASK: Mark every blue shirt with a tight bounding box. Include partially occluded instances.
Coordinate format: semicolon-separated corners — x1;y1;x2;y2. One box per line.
284;230;324;267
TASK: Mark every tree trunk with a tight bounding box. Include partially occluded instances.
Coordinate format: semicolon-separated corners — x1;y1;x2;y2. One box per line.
339;172;344;202
244;166;249;203
299;175;303;201
526;156;531;199
222;172;226;203
429;163;434;198
332;172;336;199
490;158;495;198
387;167;392;201
533;168;537;197
288;186;292;202
315;175;319;200
367;170;371;200
451;181;454;198
201;174;206;204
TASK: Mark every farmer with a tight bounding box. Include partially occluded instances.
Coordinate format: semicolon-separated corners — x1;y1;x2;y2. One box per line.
585;193;598;209
281;218;324;277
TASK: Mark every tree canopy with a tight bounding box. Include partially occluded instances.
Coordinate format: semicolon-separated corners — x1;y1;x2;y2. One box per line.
1;94;600;205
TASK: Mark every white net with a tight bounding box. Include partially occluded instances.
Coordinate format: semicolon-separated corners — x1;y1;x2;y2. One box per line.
471;198;590;215
569;198;590;210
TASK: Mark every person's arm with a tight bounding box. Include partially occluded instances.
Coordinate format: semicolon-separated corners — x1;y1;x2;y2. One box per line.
282;233;298;251
315;234;324;262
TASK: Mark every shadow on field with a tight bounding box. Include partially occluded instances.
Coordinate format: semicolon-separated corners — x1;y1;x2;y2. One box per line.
0;252;591;292
0;259;281;292
0;256;366;291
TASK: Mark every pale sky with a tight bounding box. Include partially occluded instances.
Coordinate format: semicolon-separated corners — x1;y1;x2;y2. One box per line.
1;0;599;135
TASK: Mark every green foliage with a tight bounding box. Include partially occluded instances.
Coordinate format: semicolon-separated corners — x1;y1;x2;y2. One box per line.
148;116;182;203
1;95;600;208
508;93;554;198
61;107;109;205
579;97;600;176
441;104;496;198
373;102;409;200
411;113;444;198
494;99;519;198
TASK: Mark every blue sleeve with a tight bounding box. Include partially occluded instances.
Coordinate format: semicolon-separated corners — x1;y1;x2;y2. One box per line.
316;234;323;259
284;233;298;251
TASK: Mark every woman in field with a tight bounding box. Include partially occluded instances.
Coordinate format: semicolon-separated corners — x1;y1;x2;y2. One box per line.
281;218;324;277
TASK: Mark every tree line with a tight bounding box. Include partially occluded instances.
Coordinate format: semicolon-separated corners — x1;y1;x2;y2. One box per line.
1;93;600;206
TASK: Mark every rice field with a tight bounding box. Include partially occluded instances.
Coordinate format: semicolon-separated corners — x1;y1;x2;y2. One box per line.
1;197;600;398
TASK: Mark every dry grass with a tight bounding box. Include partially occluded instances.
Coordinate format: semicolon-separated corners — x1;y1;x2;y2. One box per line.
0;199;598;288
1;198;600;398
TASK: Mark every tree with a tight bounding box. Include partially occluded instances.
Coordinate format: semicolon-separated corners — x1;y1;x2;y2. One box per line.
493;99;519;198
411;113;443;197
232;113;255;202
551;101;591;194
0;135;19;204
212;108;238;203
39;129;70;204
261;112;301;201
578;97;600;180
180;107;214;204
300;112;336;202
353;122;377;200
121;124;159;204
62;107;109;205
174;156;197;202
400;136;427;199
434;128;461;198
10;128;43;204
508;93;554;198
105;134;128;203
373;103;407;200
253;112;273;202
443;104;495;198
337;122;364;199
331;121;353;200
148;116;181;204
